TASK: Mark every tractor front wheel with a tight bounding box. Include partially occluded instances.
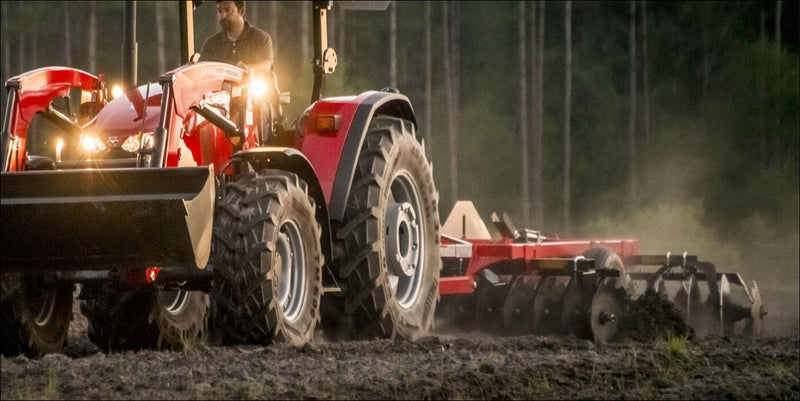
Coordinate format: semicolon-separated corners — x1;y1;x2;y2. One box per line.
80;286;208;352
1;273;74;357
211;170;323;346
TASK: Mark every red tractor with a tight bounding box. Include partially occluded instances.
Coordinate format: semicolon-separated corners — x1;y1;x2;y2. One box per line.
1;1;440;356
1;1;764;357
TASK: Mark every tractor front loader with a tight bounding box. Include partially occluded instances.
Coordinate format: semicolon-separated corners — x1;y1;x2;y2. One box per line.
435;201;766;343
1;1;440;357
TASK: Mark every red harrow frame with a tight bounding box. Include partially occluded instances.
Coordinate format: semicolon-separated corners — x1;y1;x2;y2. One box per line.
435;201;765;342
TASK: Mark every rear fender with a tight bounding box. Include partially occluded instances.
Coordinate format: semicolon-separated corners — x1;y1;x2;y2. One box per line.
297;90;418;222
229;147;333;269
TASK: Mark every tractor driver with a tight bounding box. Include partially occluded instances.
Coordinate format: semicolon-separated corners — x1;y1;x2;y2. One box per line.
199;1;274;72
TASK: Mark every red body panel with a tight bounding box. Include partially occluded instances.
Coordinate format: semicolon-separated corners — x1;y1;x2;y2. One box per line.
12;67;102;129
4;63;252;172
439;236;640;295
4;67;105;171
92;83;162;141
294;94;363;206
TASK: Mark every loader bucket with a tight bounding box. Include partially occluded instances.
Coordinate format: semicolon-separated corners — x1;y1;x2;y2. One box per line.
1;166;215;271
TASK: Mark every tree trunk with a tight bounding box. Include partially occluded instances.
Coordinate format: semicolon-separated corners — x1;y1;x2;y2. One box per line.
64;4;72;66
390;1;397;88
335;4;346;61
772;1;782;164
1;2;9;78
641;0;650;150
775;0;782;49
424;1;432;154
18;34;25;72
563;0;572;233
156;1;166;72
269;2;279;58
89;1;97;73
518;1;530;227
32;33;38;69
530;1;545;227
758;7;766;165
301;1;310;63
627;0;638;210
443;1;460;204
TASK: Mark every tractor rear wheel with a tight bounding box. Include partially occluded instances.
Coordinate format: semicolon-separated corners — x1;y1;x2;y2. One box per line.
333;115;441;340
211;170;323;346
1;273;73;357
80;285;208;352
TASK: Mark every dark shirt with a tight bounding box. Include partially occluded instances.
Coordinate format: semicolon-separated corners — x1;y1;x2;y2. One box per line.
199;21;274;68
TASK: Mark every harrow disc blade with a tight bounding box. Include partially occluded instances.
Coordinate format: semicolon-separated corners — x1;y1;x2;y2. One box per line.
475;279;508;334
719;274;762;337
746;282;764;338
687;274;718;338
502;277;538;335
590;277;628;343
532;276;567;335
719;274;733;336
561;277;591;339
672;275;694;320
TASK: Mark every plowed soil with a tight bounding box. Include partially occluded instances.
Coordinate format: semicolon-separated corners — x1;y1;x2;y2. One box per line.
2;286;798;400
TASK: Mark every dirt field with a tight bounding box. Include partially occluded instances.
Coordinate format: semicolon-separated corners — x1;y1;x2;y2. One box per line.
1;285;798;400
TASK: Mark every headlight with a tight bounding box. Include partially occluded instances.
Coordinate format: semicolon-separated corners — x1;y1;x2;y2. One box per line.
250;79;269;98
112;85;124;99
122;132;154;152
56;139;64;162
80;135;106;153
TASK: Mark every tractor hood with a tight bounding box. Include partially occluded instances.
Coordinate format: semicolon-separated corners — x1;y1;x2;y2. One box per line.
91;83;162;138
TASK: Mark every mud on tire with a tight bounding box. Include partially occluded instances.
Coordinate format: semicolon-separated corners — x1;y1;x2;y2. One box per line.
1;273;74;357
211;169;323;346
329;115;441;340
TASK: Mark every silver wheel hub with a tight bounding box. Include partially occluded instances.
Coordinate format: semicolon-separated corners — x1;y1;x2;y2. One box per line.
386;202;420;278
276;220;307;322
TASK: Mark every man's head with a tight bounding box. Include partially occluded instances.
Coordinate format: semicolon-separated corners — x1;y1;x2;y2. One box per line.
216;1;246;32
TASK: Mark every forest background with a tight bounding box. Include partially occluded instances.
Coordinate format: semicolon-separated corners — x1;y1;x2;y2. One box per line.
1;1;797;307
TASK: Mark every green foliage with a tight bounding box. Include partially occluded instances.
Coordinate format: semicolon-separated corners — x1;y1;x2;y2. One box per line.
664;332;689;358
44;364;59;399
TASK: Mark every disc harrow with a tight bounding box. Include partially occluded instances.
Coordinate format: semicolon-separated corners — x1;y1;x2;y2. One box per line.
436;201;765;343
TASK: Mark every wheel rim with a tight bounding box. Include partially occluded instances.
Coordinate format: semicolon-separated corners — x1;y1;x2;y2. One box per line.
385;171;424;309
276;220;307;322
158;289;189;315
27;282;57;327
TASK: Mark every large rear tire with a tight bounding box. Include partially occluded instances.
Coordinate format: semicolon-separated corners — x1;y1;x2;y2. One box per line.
1;273;73;357
211;169;323;346
80;285;208;352
332;115;441;340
